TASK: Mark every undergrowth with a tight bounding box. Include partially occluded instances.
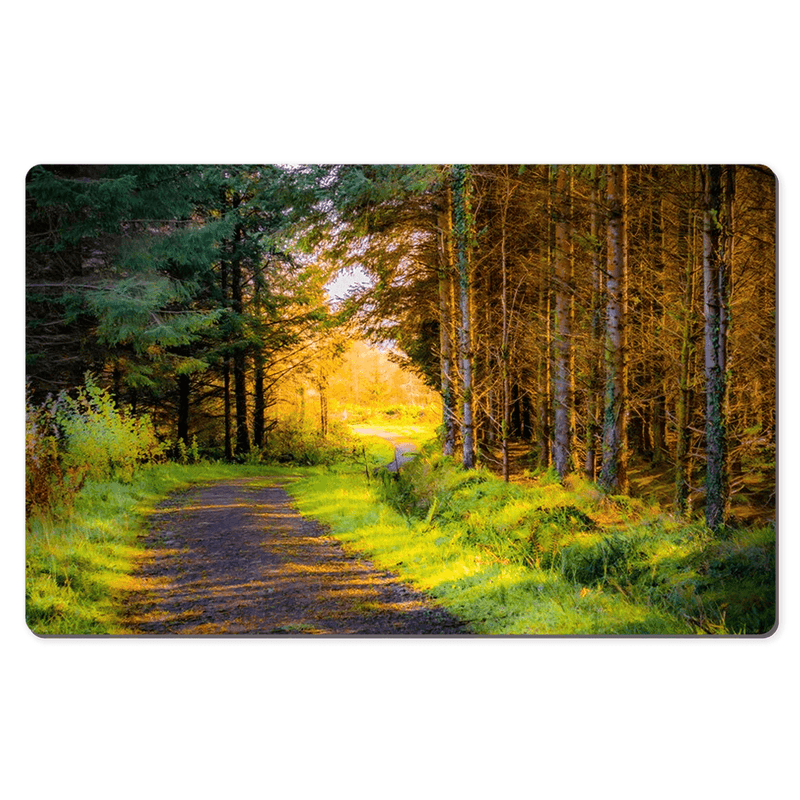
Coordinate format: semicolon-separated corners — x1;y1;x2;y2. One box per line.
25;395;776;637
364;446;776;635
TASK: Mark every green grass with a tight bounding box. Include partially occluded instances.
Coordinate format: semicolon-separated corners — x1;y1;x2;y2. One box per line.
287;444;776;636
286;469;682;635
25;462;295;635
26;430;776;637
25;433;395;636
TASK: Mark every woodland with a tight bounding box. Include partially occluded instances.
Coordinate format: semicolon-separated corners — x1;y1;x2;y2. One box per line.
25;164;776;635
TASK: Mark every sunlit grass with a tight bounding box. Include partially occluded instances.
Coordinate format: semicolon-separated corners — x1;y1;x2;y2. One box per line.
25;462;294;635
26;430;775;636
286;465;691;634
287;449;775;635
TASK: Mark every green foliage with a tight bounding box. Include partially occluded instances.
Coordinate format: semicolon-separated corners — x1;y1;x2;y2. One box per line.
257;417;359;467
25;390;81;521
173;435;201;465
53;375;165;484
375;451;776;634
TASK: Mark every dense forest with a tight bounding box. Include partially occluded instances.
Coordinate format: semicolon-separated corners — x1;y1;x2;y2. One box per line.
26;164;775;531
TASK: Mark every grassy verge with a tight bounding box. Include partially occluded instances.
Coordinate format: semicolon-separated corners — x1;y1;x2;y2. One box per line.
25;462;297;635
26;428;393;636
288;443;776;636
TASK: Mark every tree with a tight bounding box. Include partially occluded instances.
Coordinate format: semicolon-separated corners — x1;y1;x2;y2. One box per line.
552;165;574;480
701;164;733;530
452;165;476;469
599;165;627;493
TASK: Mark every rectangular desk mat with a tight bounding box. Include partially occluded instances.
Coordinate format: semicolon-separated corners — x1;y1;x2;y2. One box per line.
25;164;776;637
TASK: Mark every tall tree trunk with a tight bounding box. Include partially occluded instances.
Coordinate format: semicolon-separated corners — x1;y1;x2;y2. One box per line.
535;223;551;469
600;165;628;492
253;349;265;448
552;165;573;480
220;233;233;462
177;372;190;446
585;166;603;480
252;287;265;450
675;185;698;516
319;377;329;437
650;192;668;466
499;167;512;481
438;181;457;457
702;164;732;530
453;164;475;469
231;201;250;457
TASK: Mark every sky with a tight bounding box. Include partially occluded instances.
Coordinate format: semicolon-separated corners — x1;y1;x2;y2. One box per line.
325;264;372;304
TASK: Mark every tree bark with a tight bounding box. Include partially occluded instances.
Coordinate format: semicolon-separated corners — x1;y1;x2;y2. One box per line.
702;164;732;530
499;167;512;481
552;165;573;480
177;372;190;446
438;181;457;457
231;199;250;457
453;164;475;469
220;225;233;462
599;165;627;492
674;180;697;516
585;166;603;480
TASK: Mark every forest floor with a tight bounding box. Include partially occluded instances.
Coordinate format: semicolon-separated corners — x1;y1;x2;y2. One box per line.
123;477;467;635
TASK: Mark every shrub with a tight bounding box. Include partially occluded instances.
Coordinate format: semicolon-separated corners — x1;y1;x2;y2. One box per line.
25;392;79;521
260;417;357;466
53;375;165;483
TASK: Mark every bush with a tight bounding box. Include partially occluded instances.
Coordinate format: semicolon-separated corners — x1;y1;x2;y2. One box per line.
260;417;357;466
25;392;79;520
26;376;165;526
53;375;164;483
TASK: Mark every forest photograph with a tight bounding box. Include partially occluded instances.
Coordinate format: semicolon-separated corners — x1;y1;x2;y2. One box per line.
25;163;776;637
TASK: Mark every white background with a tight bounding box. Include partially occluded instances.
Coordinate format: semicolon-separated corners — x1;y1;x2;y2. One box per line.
4;2;796;798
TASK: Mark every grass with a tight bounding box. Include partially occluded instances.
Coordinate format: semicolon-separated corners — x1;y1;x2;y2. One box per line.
287;442;776;636
26;428;776;637
26;432;398;636
25;462;298;635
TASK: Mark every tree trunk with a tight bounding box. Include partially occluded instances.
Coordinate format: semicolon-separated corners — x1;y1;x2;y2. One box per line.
584;166;603;480
220;241;233;462
702;164;732;530
177;372;190;446
535;229;551;470
438;182;457;457
319;378;329;437
231;202;250;457
675;187;697;516
253;349;265;449
599;165;627;492
499;167;512;481
453;164;475;469
552;165;573;480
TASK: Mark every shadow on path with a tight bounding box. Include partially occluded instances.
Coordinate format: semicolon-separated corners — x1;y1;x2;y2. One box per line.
124;478;466;636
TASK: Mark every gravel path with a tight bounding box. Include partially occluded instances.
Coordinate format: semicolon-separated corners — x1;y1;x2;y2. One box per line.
124;478;467;636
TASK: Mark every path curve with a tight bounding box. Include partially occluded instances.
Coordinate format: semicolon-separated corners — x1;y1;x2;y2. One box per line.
124;478;466;636
349;425;419;472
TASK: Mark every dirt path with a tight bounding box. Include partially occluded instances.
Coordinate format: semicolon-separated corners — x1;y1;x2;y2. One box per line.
124;478;467;635
348;425;419;471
